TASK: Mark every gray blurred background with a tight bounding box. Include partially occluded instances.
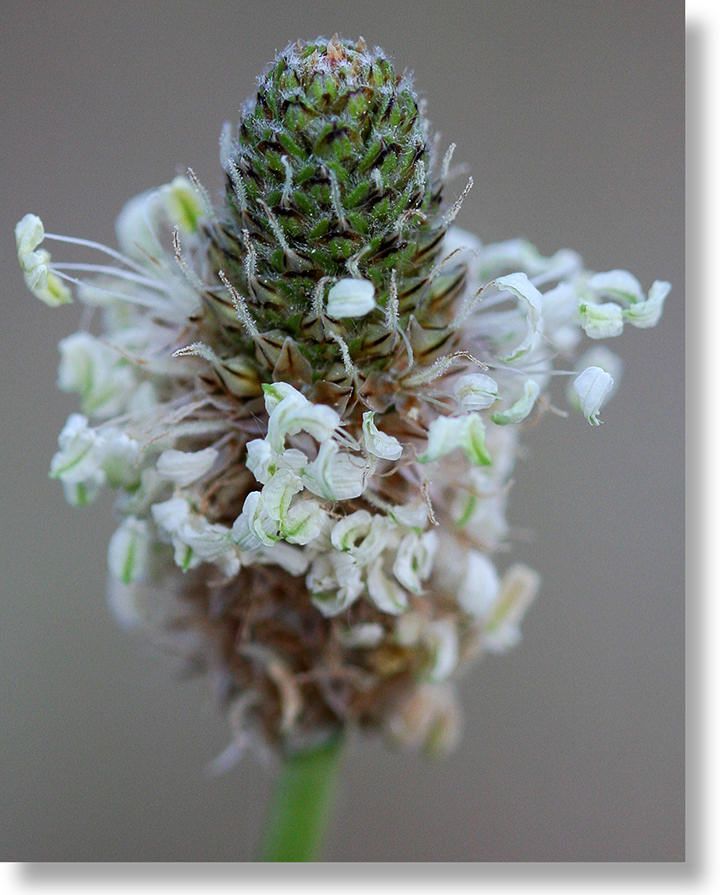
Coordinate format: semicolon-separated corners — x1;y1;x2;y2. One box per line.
1;0;683;861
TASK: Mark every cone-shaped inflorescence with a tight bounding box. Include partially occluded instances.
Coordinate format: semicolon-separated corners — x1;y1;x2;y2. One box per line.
207;36;467;389
18;35;669;762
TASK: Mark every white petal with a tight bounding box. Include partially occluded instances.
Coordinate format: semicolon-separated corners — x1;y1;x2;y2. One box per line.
280;448;309;473
362;411;403;460
24;262;73;308
572;366;615;426
454;373;498;411
262;468;303;522
61;478;103;507
15;213;44;261
303;441;369;501
418;414;491;466
15;214;72;307
338;623;385;648
423;620;459;682
151;497;190;534
230;491;277;549
245;439;276;484
99;429;141;489
57;333;135;419
108;517;152;584
266;389;339;452
115;187;163;260
386;682;461;756
352;516;397;566
176;515;233;564
623;280;670;329
493;272;544;360
281;500;328;545
308;553;364;617
577;299;624;339
484;564;540;653
50;414;106;488
157;447;218;486
161;176;203;233
262;381;303;413
393;532;437;594
115;176;201;262
389;500;428;530
490;379;540;425
588;269;644;305
456;551;500;617
261;542;309;576
326;278;375;318
330;510;373;552
367;559;409;615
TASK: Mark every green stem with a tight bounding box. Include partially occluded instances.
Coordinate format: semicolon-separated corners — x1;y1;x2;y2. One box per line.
260;734;344;862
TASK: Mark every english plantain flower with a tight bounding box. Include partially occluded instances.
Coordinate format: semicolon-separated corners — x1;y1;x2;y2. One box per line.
18;36;669;781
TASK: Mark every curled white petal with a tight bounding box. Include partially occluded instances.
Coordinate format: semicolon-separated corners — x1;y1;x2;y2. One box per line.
108;517;152;584
367;559;409;615
572;366;615;426
330;510;373;552
493;272;544;360
456;551;500;617
454;373;498;411
49;414;106;493
152;497;236;574
100;429;141;489
623;280;670;329
265;387;339;452
15;213;45;262
389;500;428;530
151;496;191;534
261;542;309;576
484;564;540;652
261;468;303;522
281;499;328;545
393;531;437;594
161;176;203;233
245;439;276;484
230;491;277;550
325;278;375;318
53;422;137;497
262;381;303;413
490;379;540;426
61;478;103;507
362;411;402;460
578;299;624;339
418;413;491;466
157;447;218;486
423;620;459;682
15;214;72;306
588;269;644;305
303;441;369;501
308;553;364;617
